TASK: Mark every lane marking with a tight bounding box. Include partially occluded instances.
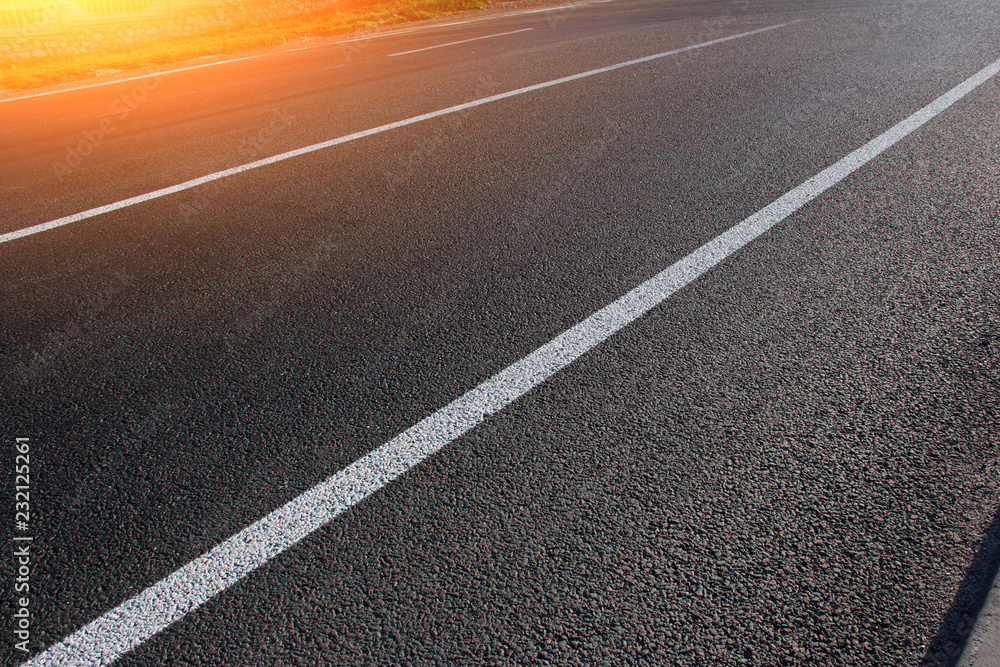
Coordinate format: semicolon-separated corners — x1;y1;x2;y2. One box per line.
21;50;1000;667
334;0;620;41
0;55;264;104
0;0;620;104
0;20;798;246
377;0;620;30
388;27;535;57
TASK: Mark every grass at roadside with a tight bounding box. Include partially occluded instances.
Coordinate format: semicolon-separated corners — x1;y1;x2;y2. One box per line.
0;0;492;91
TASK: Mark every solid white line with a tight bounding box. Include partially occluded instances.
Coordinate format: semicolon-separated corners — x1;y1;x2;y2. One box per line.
21;51;1000;667
388;27;535;57
0;0;620;103
0;20;798;246
0;55;262;104
0;45;330;104
334;0;619;40
387;0;620;29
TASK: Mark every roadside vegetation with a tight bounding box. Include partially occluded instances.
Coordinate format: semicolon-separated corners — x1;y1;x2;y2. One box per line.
0;0;492;90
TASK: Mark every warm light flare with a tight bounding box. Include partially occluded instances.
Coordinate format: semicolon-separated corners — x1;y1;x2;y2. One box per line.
0;0;486;91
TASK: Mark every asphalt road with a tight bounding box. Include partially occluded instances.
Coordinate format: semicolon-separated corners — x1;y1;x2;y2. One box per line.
2;0;999;664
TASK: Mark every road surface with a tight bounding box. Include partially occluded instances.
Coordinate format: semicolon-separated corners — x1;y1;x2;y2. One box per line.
2;0;999;664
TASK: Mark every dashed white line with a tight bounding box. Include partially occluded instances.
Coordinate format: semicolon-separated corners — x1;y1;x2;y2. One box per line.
20;46;1000;667
388;27;535;57
0;20;798;246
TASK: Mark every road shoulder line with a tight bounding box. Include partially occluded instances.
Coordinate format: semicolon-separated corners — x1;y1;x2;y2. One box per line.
387;27;535;56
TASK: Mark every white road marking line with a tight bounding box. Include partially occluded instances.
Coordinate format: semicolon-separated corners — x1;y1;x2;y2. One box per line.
381;0;620;30
21;48;1000;667
0;0;620;104
328;20;487;45
0;43;346;104
0;20;798;246
387;27;535;57
0;55;262;104
334;0;619;41
329;17;507;44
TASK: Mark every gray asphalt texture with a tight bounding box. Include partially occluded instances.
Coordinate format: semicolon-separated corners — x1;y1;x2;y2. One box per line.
2;0;999;664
